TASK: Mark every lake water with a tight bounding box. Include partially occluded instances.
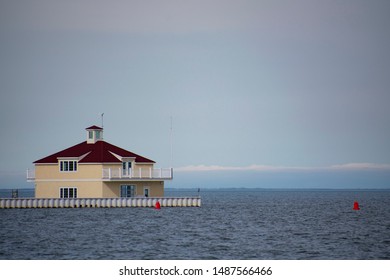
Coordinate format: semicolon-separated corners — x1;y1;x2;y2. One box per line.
0;189;389;259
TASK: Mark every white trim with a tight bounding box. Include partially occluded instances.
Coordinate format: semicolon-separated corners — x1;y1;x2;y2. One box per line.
78;152;91;161
109;151;123;161
78;162;122;165
103;178;169;182
33;178;167;182
57;152;90;162
109;151;136;162
34;179;103;182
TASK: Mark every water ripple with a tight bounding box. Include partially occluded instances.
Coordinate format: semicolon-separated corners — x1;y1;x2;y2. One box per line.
1;190;389;259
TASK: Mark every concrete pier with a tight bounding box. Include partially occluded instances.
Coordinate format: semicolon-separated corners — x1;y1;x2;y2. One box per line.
0;197;201;209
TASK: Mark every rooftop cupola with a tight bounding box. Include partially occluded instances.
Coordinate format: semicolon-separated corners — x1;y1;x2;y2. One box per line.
86;125;103;144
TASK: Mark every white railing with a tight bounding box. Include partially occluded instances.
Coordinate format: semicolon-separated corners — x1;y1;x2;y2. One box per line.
26;167;173;181
26;169;35;181
102;168;173;180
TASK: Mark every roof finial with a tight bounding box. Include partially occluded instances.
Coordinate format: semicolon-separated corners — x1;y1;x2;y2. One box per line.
101;113;104;129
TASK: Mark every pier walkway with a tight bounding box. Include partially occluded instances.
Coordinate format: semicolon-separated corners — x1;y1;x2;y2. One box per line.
0;197;201;209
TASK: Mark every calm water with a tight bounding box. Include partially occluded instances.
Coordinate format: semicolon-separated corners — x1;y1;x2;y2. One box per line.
0;189;389;259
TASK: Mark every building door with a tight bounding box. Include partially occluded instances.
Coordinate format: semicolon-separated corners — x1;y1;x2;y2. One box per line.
122;162;132;176
143;187;150;197
120;185;135;197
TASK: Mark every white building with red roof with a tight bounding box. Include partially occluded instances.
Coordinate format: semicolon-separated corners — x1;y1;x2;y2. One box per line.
27;125;172;198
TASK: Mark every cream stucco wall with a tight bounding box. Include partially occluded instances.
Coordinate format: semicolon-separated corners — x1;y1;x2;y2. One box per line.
35;181;103;198
35;162;156;180
35;163;103;180
103;181;164;197
34;163;164;198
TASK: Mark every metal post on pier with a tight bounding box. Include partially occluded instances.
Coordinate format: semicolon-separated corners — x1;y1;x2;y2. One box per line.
12;189;18;198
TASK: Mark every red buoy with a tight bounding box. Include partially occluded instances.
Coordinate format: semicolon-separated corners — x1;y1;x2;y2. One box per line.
155;201;161;210
353;201;360;210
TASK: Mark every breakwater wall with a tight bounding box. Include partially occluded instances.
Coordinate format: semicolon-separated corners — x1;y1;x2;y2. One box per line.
0;197;201;209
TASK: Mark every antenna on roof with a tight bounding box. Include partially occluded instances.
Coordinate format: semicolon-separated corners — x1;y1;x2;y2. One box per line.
170;116;173;168
101;113;104;140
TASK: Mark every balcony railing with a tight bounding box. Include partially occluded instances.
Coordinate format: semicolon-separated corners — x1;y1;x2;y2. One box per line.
102;168;173;180
27;169;35;181
26;168;173;181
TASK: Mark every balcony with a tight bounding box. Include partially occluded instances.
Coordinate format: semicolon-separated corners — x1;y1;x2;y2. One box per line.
27;169;35;181
102;168;173;180
26;167;173;181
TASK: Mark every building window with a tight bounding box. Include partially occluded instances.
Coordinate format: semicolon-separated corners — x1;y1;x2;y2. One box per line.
121;185;135;197
60;187;77;198
60;160;78;172
88;131;93;139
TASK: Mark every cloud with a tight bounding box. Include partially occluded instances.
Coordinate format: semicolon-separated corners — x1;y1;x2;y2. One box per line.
175;164;311;172
175;163;390;172
329;163;390;170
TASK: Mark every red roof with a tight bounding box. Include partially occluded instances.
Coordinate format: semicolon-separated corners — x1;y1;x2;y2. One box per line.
34;141;155;164
86;125;103;130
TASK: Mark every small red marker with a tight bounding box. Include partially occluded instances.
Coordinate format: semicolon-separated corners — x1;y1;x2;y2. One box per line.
155;201;161;210
353;201;360;210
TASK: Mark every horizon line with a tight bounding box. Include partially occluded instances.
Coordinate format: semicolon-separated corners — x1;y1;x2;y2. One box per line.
174;163;390;172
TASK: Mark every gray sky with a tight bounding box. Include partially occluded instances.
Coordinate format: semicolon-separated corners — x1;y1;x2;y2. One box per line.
1;0;390;188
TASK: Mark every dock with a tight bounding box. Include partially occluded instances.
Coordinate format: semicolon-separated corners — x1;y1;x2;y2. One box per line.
0;197;201;209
